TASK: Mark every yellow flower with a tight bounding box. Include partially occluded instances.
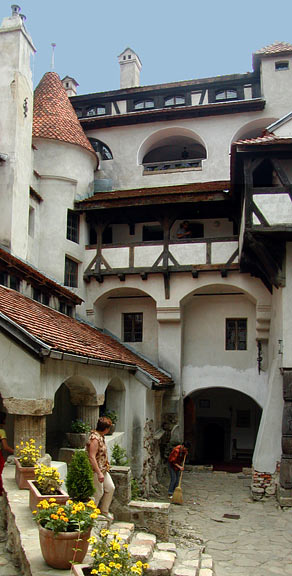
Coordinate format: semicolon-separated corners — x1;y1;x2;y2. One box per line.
91;570;98;574
88;536;97;545
143;564;149;569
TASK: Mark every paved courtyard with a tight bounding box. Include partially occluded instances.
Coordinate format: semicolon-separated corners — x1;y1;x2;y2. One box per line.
162;469;292;576
1;468;292;575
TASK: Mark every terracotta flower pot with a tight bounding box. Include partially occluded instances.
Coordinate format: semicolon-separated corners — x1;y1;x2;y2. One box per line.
27;479;69;512
14;458;35;490
38;524;91;569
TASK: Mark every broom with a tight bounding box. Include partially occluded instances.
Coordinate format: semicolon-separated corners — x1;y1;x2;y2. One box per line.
171;453;186;505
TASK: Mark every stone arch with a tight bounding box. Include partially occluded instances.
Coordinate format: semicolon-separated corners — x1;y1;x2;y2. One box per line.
94;286;159;365
137;126;207;166
103;376;126;432
46;376;100;459
184;387;262;468
231;117;278;145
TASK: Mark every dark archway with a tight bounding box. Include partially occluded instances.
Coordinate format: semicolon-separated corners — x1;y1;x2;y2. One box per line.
184;387;262;471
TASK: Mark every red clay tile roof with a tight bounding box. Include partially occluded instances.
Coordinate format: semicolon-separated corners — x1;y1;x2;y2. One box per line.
253;42;292;69
254;41;292;56
0;246;82;304
0;285;172;387
33;72;96;155
235;133;292;146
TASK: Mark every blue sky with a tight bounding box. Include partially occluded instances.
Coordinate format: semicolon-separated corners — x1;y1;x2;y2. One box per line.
1;0;292;95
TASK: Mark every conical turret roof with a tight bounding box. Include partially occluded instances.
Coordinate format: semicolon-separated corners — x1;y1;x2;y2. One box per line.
33;72;95;154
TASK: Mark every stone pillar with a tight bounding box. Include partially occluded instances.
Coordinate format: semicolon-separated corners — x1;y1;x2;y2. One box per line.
77;405;100;429
278;370;292;505
2;398;53;455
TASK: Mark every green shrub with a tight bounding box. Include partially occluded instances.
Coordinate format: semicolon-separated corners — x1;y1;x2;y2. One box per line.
66;449;94;502
131;478;141;500
110;443;129;466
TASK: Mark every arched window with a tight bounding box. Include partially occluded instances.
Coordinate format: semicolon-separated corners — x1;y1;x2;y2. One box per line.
164;95;185;107
215;89;237;101
142;135;206;173
86;105;106;117
134;100;154;110
88;138;113;160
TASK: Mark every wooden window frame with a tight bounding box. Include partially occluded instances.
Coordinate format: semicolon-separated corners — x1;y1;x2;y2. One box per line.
225;318;247;351
67;210;80;244
123;312;143;342
64;257;78;288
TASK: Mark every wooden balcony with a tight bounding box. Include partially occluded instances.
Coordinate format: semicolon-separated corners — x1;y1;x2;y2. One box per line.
84;236;239;294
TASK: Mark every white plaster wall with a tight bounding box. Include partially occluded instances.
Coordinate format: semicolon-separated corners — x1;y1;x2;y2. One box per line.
0;21;34;259
0;333;41;398
260;56;292;118
102;295;158;363
253;193;292;225
88;109;274;191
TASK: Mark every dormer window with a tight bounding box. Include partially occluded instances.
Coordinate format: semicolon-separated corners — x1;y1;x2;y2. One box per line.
164;95;185;107
86;105;106;117
134;100;155;110
275;61;289;71
215;89;238;101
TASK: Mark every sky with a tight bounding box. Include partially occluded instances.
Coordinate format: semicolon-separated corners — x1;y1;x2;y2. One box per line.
1;0;292;96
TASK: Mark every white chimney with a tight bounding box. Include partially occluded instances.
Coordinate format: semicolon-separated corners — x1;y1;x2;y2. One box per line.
62;76;79;97
118;47;142;89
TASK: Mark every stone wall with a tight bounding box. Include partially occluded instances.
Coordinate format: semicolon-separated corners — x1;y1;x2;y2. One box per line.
251;464;279;500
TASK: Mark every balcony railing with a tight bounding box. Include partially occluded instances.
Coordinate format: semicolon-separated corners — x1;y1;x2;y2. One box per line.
143;158;202;174
84;236;239;282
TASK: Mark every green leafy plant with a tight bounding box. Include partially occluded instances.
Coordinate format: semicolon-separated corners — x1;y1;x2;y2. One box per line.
103;409;118;425
131;478;141;500
66;450;94;502
110;444;129;466
15;438;42;467
32;498;100;533
71;419;91;433
34;463;63;495
88;529;149;576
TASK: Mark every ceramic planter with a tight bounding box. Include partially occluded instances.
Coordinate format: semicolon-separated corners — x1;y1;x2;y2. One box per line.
65;432;89;448
27;479;69;512
38;524;91;569
14;458;35;490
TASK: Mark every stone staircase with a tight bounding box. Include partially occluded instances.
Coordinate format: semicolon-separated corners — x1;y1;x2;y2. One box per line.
92;520;215;576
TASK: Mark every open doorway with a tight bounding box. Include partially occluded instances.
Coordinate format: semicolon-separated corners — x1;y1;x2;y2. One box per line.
184;388;262;471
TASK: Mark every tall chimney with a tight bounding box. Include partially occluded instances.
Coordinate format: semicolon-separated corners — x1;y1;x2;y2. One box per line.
118;47;142;89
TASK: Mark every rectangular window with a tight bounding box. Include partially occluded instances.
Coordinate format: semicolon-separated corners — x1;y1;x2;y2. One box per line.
226;319;247;350
275;61;289;71
64;257;78;287
123;313;143;342
67;210;79;243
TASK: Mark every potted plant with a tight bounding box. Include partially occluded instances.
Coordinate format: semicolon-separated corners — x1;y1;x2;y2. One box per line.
15;439;42;489
66;419;91;448
103;410;118;434
72;529;149;576
27;463;68;511
66;449;95;502
33;498;100;569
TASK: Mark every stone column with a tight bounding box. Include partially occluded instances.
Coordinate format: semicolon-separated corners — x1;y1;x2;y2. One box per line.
2;398;53;456
77;405;100;429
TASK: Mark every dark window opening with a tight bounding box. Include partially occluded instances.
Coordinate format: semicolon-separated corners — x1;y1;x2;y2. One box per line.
67;210;79;243
33;288;49;305
86;106;106;117
89;225;97;245
0;272;20;291
102;227;113;244
215;89;237;101
275;61;289;71
0;272;8;286
226;319;247;350
253;159;276;187
164;95;185;107
123;312;143;342
142;225;164;241
59;302;73;316
134;100;155;110
88;138;113;160
64;257;78;288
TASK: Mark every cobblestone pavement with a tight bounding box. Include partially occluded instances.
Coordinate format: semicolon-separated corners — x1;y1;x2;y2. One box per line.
0;524;20;576
161;469;292;576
